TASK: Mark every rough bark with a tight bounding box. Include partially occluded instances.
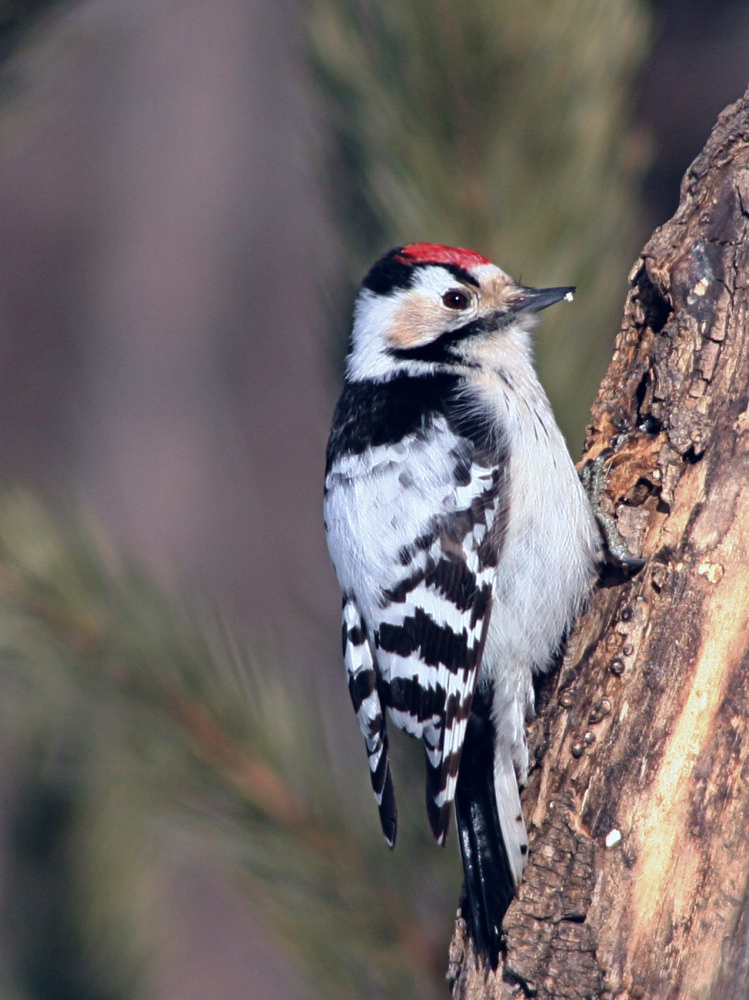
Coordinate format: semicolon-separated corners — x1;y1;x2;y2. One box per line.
449;86;749;999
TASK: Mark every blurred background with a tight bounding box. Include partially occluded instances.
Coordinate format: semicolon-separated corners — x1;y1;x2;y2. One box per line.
0;0;746;997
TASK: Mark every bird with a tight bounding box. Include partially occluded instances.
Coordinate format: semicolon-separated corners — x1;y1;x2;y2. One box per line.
323;243;601;962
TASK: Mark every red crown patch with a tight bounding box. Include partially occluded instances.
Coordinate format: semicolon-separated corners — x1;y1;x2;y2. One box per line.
396;243;492;271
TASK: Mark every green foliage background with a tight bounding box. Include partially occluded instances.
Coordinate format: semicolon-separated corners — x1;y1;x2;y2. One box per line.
308;0;651;444
0;1;650;998
0;492;454;1000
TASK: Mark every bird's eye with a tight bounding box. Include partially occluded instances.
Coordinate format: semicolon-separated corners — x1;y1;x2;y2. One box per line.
442;289;469;310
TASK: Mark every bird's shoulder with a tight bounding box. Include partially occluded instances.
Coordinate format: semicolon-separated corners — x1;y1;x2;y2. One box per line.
325;371;502;472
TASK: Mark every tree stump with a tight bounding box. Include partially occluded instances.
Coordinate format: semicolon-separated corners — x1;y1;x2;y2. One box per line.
449;85;749;999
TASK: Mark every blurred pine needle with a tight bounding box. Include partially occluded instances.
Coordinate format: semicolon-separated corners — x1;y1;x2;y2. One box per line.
0;491;450;1000
307;0;652;445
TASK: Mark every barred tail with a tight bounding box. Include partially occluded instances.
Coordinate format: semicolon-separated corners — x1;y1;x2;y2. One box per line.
454;690;526;967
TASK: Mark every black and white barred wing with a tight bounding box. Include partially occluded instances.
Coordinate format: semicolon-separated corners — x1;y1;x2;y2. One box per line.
327;431;508;849
372;451;507;847
340;596;398;844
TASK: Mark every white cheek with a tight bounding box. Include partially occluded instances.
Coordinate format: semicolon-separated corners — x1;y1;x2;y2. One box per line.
345;273;484;381
346;291;401;381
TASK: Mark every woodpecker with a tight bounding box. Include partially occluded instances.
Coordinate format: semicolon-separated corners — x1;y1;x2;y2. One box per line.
323;243;600;961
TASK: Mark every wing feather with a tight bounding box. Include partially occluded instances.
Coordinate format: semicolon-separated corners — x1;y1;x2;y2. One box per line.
326;389;510;848
374;451;509;845
342;598;397;845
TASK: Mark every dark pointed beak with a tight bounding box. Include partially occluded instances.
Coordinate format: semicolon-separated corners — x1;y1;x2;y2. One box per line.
512;285;576;314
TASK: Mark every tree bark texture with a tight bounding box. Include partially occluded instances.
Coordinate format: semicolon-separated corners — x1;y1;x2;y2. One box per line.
449;86;749;1000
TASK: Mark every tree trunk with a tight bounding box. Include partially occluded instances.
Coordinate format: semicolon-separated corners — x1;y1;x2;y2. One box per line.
449;85;749;1000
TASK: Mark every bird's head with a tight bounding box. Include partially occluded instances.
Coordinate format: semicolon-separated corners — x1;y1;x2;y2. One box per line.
346;243;574;383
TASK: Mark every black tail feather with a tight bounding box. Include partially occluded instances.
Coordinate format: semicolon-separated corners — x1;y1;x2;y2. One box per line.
374;732;398;847
454;691;516;968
